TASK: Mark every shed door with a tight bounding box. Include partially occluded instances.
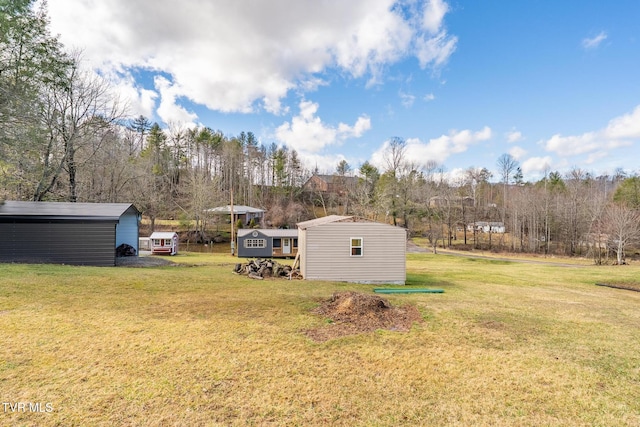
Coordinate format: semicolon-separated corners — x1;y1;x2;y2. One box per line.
282;238;291;254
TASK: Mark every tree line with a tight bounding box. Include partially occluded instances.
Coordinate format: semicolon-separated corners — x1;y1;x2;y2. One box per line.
331;139;639;264
2;1;639;263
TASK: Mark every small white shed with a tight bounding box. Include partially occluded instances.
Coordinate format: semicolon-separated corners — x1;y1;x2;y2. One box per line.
149;232;179;255
297;215;406;284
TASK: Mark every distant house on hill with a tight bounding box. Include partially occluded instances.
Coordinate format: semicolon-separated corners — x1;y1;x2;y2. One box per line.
467;221;505;233
429;196;475;208
302;174;359;196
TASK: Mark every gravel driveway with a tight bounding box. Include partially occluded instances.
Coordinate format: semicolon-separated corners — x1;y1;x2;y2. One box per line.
116;252;176;267
407;240;588;268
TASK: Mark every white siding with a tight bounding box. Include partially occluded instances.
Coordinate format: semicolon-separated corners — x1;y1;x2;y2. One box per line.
300;222;406;284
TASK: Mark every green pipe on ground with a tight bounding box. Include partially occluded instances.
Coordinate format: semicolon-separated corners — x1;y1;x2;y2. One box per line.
373;288;444;294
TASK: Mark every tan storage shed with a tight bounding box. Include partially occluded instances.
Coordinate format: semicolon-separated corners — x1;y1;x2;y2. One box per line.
297;215;406;284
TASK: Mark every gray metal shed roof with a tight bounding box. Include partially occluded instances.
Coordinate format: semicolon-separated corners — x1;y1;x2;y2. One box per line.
0;201;139;221
237;228;298;238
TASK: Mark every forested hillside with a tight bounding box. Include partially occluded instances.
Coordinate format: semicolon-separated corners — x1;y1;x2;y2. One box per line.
1;2;638;262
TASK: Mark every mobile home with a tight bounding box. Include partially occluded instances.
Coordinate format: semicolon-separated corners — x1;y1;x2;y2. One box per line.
237;229;298;258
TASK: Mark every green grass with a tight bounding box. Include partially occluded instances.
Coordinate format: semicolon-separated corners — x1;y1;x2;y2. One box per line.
1;253;639;426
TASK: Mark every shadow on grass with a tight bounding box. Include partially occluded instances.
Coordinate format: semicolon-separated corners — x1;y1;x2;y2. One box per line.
461;257;513;266
404;273;456;289
595;282;640;292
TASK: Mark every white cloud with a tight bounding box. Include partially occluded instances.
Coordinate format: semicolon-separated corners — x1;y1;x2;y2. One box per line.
154;76;198;126
509;146;527;160
400;91;416;108
298;152;350;174
582;31;608;49
585;151;608;165
544;132;599;156
543;105;639;157
415;0;458;68
415;30;458;69
371;126;492;170
422;0;450;34
521;156;552;175
332;3;412;81
348;116;372;138
424;93;436;101
506;130;523;143
99;69;158;119
603;105;640;139
46;0;458;118
275;100;371;154
441;167;467;184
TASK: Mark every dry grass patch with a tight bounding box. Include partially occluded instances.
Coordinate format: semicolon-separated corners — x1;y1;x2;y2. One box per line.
1;253;639;426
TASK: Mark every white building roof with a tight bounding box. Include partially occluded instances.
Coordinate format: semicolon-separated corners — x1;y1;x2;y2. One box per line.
296;215;352;230
149;232;178;239
205;205;265;215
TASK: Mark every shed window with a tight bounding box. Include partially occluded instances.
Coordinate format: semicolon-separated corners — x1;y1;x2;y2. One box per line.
350;237;363;256
245;238;266;248
273;238;281;248
152;238;173;247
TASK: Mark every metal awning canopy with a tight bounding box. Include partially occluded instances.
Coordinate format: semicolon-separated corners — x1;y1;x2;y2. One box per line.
205;205;265;215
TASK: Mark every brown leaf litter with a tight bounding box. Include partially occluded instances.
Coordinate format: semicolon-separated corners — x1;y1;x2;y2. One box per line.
305;291;423;342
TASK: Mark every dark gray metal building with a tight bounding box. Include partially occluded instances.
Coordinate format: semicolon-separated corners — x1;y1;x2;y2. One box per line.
0;201;140;266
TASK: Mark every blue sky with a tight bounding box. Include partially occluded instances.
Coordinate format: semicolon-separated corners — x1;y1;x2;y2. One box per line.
45;0;640;181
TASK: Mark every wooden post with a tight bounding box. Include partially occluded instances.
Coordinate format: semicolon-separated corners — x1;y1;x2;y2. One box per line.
292;252;300;270
230;189;235;255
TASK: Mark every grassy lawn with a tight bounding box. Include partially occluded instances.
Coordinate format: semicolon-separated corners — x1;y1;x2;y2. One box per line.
1;252;639;426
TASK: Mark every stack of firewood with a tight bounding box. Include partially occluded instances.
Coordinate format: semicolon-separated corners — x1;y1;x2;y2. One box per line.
233;259;302;280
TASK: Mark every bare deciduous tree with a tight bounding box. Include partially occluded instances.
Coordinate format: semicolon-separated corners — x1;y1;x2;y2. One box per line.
497;154;518;204
604;204;640;265
383;137;407;175
35;53;125;201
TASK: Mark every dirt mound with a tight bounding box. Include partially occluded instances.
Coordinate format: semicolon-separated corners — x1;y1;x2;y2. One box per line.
305;291;423;342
